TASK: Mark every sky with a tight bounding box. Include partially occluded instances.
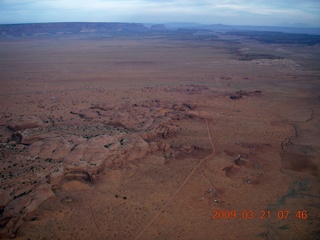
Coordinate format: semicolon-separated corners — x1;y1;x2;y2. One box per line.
0;0;319;27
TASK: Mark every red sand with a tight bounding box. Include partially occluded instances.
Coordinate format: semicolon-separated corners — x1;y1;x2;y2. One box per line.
0;36;319;239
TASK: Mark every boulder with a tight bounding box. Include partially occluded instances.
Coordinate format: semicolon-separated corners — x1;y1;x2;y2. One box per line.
8;115;45;131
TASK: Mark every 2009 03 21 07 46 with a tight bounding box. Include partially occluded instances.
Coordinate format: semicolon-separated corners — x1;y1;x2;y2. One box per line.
212;210;308;220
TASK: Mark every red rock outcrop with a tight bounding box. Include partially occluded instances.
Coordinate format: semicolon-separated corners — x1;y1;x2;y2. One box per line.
0;98;197;238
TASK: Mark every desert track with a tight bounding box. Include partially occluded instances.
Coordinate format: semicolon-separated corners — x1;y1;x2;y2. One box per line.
134;116;216;240
89;190;102;240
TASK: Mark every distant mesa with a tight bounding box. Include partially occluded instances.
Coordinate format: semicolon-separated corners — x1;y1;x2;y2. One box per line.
1;22;320;45
150;24;167;30
0;22;148;37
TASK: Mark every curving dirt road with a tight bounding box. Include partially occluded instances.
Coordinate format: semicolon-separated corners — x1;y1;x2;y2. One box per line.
134;116;216;240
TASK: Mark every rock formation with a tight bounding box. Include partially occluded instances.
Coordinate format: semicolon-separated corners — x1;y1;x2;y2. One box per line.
0;98;196;237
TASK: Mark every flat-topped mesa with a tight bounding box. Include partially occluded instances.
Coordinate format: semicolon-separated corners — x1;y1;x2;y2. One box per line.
0;22;148;37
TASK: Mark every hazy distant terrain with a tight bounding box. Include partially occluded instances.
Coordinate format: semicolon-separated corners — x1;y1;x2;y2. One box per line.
0;22;149;37
1;22;320;41
0;22;319;239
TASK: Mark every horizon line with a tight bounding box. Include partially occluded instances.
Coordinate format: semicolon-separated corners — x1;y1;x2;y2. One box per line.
0;21;320;29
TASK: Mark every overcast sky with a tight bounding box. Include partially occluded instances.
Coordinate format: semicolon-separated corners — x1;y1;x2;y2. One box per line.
0;0;319;26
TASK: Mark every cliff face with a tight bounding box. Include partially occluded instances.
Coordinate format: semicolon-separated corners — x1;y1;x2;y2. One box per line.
0;22;149;37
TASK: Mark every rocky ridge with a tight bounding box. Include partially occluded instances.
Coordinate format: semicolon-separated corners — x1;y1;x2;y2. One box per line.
0;98;197;237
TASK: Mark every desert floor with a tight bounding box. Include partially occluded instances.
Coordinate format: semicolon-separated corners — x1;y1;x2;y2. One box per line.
0;34;319;239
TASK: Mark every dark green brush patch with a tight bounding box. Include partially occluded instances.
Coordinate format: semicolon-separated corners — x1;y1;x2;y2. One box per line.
279;225;290;230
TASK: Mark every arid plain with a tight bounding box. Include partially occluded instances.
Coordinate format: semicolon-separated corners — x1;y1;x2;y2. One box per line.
0;30;320;239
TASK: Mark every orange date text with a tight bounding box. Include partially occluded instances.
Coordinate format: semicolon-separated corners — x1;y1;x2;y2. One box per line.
212;210;308;220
